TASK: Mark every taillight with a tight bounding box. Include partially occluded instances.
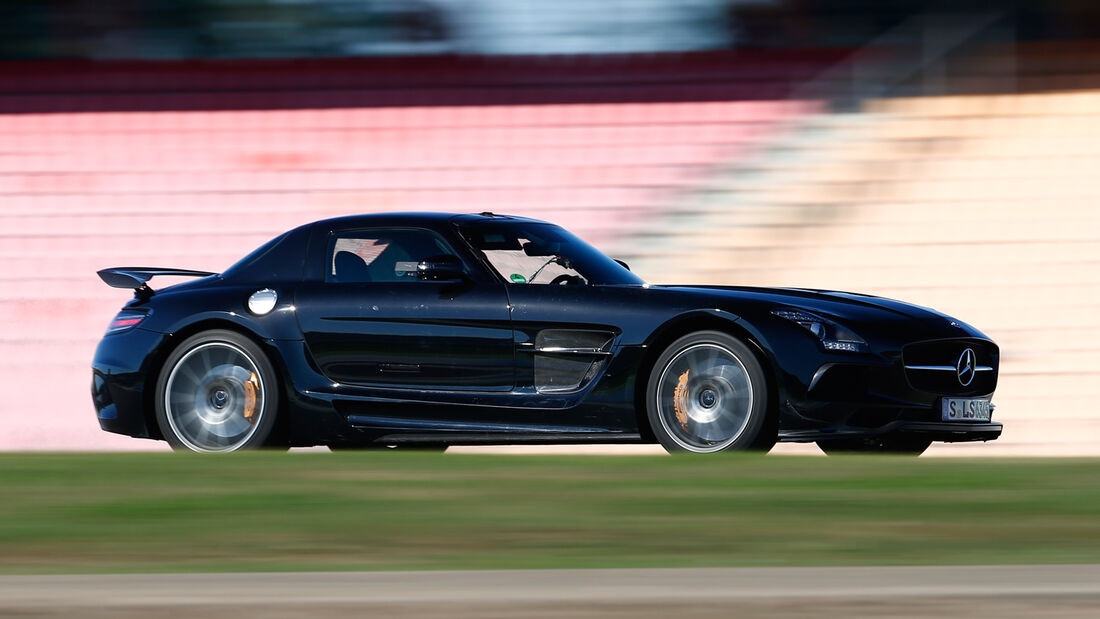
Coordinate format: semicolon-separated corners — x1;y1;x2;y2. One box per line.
106;310;148;335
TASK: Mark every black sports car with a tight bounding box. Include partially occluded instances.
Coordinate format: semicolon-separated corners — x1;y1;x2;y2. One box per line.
92;212;1000;455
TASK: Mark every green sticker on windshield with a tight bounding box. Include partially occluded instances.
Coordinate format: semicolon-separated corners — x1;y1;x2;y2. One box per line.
510;273;527;284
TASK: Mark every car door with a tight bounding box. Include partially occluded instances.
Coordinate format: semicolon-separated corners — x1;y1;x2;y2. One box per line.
294;226;513;392
450;217;649;430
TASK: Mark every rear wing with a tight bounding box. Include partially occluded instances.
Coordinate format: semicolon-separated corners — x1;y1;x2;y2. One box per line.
97;267;215;297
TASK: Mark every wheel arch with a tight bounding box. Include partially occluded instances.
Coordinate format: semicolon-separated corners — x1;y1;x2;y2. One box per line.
141;318;291;442
632;311;780;444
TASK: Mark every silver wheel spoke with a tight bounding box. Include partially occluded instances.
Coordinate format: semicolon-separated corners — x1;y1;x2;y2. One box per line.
194;423;216;447
711;364;750;390
222;415;250;437
178;363;202;388
698;412;737;441
198;348;213;375
177;408;202;432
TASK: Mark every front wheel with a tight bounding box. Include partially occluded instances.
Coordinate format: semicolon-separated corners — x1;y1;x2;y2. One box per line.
645;331;773;454
817;435;932;456
154;329;280;453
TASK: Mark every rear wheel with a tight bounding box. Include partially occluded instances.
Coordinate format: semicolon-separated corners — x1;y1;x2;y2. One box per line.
645;331;773;454
817;435;932;456
155;330;280;453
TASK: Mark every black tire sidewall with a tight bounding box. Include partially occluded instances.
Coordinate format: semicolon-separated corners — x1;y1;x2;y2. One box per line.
645;330;770;453
154;329;280;452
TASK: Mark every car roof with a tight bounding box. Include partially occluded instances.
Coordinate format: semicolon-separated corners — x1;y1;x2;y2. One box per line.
312;211;551;231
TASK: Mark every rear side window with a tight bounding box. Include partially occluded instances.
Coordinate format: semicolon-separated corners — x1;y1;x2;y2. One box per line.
326;228;458;283
221;226;308;282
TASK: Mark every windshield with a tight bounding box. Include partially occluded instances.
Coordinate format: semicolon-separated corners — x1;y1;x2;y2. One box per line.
459;221;644;286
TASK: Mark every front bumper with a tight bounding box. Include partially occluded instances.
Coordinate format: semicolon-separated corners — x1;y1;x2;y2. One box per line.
776;337;1001;444
780;420;1003;443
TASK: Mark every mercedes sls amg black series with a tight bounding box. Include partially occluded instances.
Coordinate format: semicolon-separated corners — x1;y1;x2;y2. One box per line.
92;212;1001;455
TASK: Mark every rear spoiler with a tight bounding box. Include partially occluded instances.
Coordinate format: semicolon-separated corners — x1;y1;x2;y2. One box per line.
97;267;216;297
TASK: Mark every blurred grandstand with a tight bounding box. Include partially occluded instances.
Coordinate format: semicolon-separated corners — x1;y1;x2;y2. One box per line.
1;0;1098;453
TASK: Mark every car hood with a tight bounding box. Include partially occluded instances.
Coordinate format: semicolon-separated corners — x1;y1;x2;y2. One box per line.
656;284;961;329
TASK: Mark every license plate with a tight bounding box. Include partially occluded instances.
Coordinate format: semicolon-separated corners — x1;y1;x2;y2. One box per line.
941;397;992;422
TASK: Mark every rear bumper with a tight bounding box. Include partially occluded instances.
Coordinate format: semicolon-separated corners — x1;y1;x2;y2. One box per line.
92;328;167;439
780;421;1002;443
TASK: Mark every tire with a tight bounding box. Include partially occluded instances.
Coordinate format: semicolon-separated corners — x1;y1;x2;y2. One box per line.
645;330;773;454
817;435;932;456
154;329;281;453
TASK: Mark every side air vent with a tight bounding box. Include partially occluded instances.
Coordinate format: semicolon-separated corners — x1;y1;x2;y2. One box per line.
532;330;615;393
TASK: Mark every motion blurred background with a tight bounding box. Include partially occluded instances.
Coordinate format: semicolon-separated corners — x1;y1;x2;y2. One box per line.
1;0;1097;454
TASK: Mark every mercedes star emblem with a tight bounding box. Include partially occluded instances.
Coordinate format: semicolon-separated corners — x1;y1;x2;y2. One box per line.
956;348;976;387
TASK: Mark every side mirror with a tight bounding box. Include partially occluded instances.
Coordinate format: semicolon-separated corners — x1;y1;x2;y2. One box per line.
614;259;631;271
417;255;466;281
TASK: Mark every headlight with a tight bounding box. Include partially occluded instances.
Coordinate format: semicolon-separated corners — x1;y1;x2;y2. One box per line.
772;309;868;352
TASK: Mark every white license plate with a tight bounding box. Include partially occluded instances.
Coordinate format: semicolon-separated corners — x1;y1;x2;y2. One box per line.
941;398;992;422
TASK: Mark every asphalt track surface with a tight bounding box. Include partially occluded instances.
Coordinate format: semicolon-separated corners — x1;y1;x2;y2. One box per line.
2;565;1098;618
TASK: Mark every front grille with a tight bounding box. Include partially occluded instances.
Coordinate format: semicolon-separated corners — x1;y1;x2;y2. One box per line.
902;339;999;396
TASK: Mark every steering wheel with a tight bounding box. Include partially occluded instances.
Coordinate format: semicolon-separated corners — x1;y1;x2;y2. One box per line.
549;274;585;286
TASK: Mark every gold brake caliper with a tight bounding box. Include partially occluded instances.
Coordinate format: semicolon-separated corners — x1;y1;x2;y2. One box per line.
672;369;690;431
243;372;259;423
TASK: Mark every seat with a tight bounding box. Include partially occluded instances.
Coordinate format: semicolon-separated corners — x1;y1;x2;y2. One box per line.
333;251;372;283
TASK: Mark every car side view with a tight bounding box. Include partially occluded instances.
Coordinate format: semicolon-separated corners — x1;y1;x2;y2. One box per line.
92;212;1001;454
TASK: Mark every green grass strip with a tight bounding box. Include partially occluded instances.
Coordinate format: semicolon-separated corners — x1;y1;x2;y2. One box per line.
1;452;1098;574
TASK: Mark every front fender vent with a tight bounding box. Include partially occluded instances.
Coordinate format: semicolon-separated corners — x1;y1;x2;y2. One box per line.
532;330;615;394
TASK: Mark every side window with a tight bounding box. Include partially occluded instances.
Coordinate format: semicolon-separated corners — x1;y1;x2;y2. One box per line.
327;228;458;283
477;237;586;285
462;227;586;285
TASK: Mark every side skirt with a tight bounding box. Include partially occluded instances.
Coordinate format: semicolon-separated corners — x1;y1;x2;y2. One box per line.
371;432;645;446
345;414;645;446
